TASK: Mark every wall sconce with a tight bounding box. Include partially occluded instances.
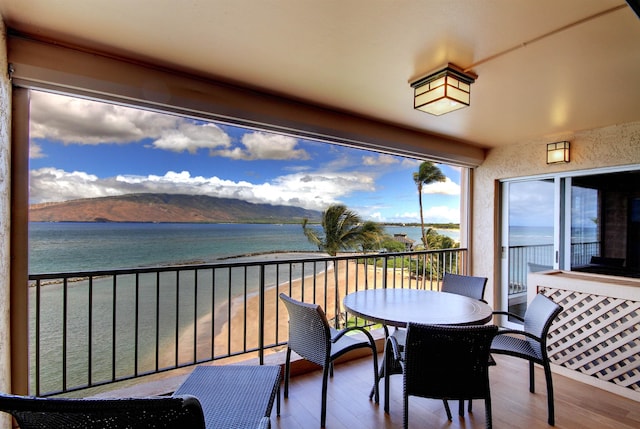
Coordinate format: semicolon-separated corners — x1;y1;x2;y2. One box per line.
547;141;570;164
410;63;477;116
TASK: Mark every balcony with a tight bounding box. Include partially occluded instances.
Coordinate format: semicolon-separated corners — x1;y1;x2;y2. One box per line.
27;249;466;396
22;248;639;428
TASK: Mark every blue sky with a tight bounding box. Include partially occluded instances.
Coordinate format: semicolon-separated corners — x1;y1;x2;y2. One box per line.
28;91;462;224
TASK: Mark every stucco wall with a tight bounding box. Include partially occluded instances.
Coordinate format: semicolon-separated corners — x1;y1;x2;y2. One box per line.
473;122;640;307
1;15;11;405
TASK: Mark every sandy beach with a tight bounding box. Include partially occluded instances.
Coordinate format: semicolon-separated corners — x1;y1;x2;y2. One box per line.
206;258;425;362
163;254;441;368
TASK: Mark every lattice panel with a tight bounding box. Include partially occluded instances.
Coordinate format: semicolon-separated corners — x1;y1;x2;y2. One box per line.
539;287;640;393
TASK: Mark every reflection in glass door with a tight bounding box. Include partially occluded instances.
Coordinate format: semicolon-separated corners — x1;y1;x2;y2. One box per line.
501;179;557;323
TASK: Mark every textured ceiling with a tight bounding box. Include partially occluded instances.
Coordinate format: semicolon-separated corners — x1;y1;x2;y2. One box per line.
1;0;639;148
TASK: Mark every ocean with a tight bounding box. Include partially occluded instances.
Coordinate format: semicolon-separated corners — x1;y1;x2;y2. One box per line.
28;222;460;274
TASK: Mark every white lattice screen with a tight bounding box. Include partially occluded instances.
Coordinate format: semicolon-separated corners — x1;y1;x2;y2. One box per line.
539;287;640;393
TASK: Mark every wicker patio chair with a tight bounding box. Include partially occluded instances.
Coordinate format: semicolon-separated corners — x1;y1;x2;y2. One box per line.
441;272;488;302
375;273;489;413
0;392;205;429
391;323;498;429
441;272;489;415
490;292;563;426
279;293;379;428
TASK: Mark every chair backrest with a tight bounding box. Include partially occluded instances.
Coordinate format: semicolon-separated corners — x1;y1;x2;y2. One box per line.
403;323;498;400
523;294;563;358
279;293;331;366
0;393;205;429
441;273;488;301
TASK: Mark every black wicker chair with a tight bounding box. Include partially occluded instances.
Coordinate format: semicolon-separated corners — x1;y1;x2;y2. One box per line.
391;323;498;429
441;272;489;415
441;272;488;302
279;293;379;428
490;293;563;426
0;392;205;429
376;273;489;413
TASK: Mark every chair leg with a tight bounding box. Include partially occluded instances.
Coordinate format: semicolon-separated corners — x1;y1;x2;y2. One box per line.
403;391;410;429
384;350;391;413
321;364;330;428
485;394;492;429
458;399;464;417
284;348;291;398
369;361;384;400
543;361;555;426
443;399;453;421
371;346;380;404
468;398;473;412
529;361;535;393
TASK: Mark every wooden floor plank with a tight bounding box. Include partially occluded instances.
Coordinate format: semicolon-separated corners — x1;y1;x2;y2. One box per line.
273;353;639;429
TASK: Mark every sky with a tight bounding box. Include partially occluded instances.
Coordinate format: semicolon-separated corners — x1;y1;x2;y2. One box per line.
28;90;462;224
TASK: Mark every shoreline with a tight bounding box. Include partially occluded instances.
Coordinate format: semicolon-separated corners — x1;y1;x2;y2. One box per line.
209;257;421;360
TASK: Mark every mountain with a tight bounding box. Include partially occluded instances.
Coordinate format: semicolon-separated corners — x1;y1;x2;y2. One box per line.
29;193;322;224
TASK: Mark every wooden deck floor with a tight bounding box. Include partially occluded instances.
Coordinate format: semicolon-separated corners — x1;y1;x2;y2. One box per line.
272;354;639;429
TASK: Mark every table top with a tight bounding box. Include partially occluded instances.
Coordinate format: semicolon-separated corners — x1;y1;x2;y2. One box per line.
343;289;493;327
173;365;281;429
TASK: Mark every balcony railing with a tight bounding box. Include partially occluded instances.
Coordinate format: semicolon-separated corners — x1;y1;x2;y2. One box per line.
28;248;467;396
507;241;599;295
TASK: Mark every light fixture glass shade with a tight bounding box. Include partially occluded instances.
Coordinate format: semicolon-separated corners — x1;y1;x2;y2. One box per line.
547;141;570;164
411;64;476;116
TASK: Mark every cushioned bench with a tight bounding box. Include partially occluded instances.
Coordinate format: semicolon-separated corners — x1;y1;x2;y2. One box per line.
173;365;281;429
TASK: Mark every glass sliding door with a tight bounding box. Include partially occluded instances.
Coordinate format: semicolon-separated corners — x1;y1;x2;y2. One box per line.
501;179;558;324
568;182;600;268
501;167;640;326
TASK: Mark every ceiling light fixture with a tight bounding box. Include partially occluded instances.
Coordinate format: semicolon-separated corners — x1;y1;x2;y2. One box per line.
410;63;477;116
547;141;570;164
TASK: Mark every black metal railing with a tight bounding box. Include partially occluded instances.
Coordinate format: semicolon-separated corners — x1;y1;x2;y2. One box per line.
28;248;467;396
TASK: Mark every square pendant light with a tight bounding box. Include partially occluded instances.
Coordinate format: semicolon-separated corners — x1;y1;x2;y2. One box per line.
410;63;477;116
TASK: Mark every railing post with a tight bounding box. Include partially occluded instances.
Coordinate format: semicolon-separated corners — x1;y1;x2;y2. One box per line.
258;264;265;365
382;255;388;289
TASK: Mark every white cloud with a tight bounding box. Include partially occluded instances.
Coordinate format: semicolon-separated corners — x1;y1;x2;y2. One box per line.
422;178;460;195
29;167;379;211
29;168;123;203
362;154;399;166
386;205;459;224
30;91;178;145
30;142;45;159
210;132;309;160
30;93;315;162
150;122;231;153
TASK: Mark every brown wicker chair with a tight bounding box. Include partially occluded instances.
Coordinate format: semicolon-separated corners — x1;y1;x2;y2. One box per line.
490;293;563;426
0;392;205;429
390;323;498;429
279;293;379;428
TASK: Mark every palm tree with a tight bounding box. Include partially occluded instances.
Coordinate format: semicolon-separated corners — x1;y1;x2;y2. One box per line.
359;221;385;253
302;204;366;256
302;204;382;327
413;161;446;249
